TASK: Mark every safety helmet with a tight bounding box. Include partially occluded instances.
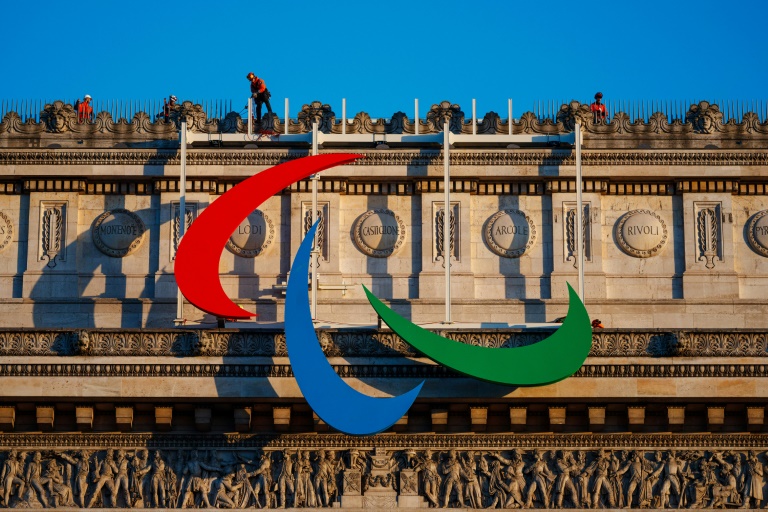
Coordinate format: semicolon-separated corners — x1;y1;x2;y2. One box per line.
594;92;603;99
84;94;92;100
170;95;177;102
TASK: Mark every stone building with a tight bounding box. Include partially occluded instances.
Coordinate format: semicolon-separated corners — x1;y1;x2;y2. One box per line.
0;98;766;509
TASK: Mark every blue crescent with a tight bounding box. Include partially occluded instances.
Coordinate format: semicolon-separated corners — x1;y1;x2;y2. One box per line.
285;221;424;435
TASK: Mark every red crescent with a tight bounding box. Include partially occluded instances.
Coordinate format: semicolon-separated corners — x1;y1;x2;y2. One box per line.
175;153;364;319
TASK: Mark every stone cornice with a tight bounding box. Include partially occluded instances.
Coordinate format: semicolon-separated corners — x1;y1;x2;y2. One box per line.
0;362;765;379
2;149;768;167
0;432;767;449
1;329;764;358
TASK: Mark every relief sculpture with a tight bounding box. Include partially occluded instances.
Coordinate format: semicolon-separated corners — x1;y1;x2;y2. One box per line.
0;447;764;509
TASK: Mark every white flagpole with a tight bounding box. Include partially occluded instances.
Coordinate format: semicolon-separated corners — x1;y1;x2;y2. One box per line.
311;121;320;320
443;118;452;324
175;121;187;322
575;122;585;301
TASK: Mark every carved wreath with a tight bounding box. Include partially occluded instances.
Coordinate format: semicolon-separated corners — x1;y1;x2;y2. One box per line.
225;210;275;258
91;209;146;258
747;210;768;257
353;209;406;258
0;211;12;254
484;209;537;258
615;209;668;258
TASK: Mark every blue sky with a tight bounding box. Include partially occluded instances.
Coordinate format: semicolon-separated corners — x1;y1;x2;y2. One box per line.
2;0;767;118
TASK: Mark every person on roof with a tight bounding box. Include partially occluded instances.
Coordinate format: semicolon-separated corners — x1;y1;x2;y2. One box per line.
590;92;607;123
76;94;93;123
591;319;604;329
161;94;178;122
246;72;273;125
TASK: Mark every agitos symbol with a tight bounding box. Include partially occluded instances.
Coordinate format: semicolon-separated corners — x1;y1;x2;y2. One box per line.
175;154;593;436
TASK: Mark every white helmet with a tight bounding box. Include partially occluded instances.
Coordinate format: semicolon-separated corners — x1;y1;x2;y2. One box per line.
84;94;92;100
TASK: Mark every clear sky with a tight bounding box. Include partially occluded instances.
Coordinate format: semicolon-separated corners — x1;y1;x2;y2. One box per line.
2;0;767;119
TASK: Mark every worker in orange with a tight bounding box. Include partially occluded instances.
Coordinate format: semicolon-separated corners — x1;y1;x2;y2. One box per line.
161;95;178;122
590;92;607;123
76;94;94;123
246;72;273;125
591;319;604;329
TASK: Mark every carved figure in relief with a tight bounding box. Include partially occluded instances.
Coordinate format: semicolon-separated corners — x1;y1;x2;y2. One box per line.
624;451;653;508
113;449;132;507
179;449;221;508
232;463;257;508
523;449;554;508
294;450;316;508
610;450;631;508
441;450;465;508
1;450;25;507
87;448;118;508
570;451;591;508
132;449;153;506
586;449;615;508
211;472;243;509
165;450;182;508
462;451;484;508
552;451;579;508
56;450;90;508
43;459;74;507
490;450;527;509
657;450;685;508
708;453;741;508
412;449;439;508
740;451;763;509
149;450;167;508
241;450;273;508
275;450;295;508
24;451;50;508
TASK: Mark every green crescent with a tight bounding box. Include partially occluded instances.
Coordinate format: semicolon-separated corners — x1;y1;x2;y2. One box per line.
363;283;592;386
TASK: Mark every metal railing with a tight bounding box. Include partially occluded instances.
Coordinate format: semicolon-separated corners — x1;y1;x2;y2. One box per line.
533;99;768;124
1;98;767;125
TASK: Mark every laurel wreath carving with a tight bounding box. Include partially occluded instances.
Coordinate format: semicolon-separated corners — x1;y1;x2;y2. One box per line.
615;210;668;258
353;209;406;258
483;209;536;258
225;210;275;258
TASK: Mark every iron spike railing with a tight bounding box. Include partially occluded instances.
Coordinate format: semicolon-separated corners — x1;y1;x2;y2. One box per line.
1;98;768;125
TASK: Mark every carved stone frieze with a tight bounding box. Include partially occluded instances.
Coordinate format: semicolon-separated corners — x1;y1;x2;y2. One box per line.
0;329;766;358
694;202;723;269
302;202;329;263
39;201;66;268
556;100;592;131
426;101;464;133
564;203;591;267
434;202;459;263
0;210;13;253
297;101;335;133
0;441;765;509
1;149;768;169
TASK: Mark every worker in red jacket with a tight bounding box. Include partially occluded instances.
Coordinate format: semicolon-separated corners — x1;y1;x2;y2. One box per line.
590;92;607;123
76;94;93;123
246;72;273;124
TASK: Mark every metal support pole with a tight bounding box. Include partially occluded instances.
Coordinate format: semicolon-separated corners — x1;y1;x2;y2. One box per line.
284;98;289;135
175;121;188;323
575;123;585;302
508;99;513;135
311;121;320;320
247;97;252;137
342;98;346;135
443;119;452;324
472;99;477;135
414;99;419;135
